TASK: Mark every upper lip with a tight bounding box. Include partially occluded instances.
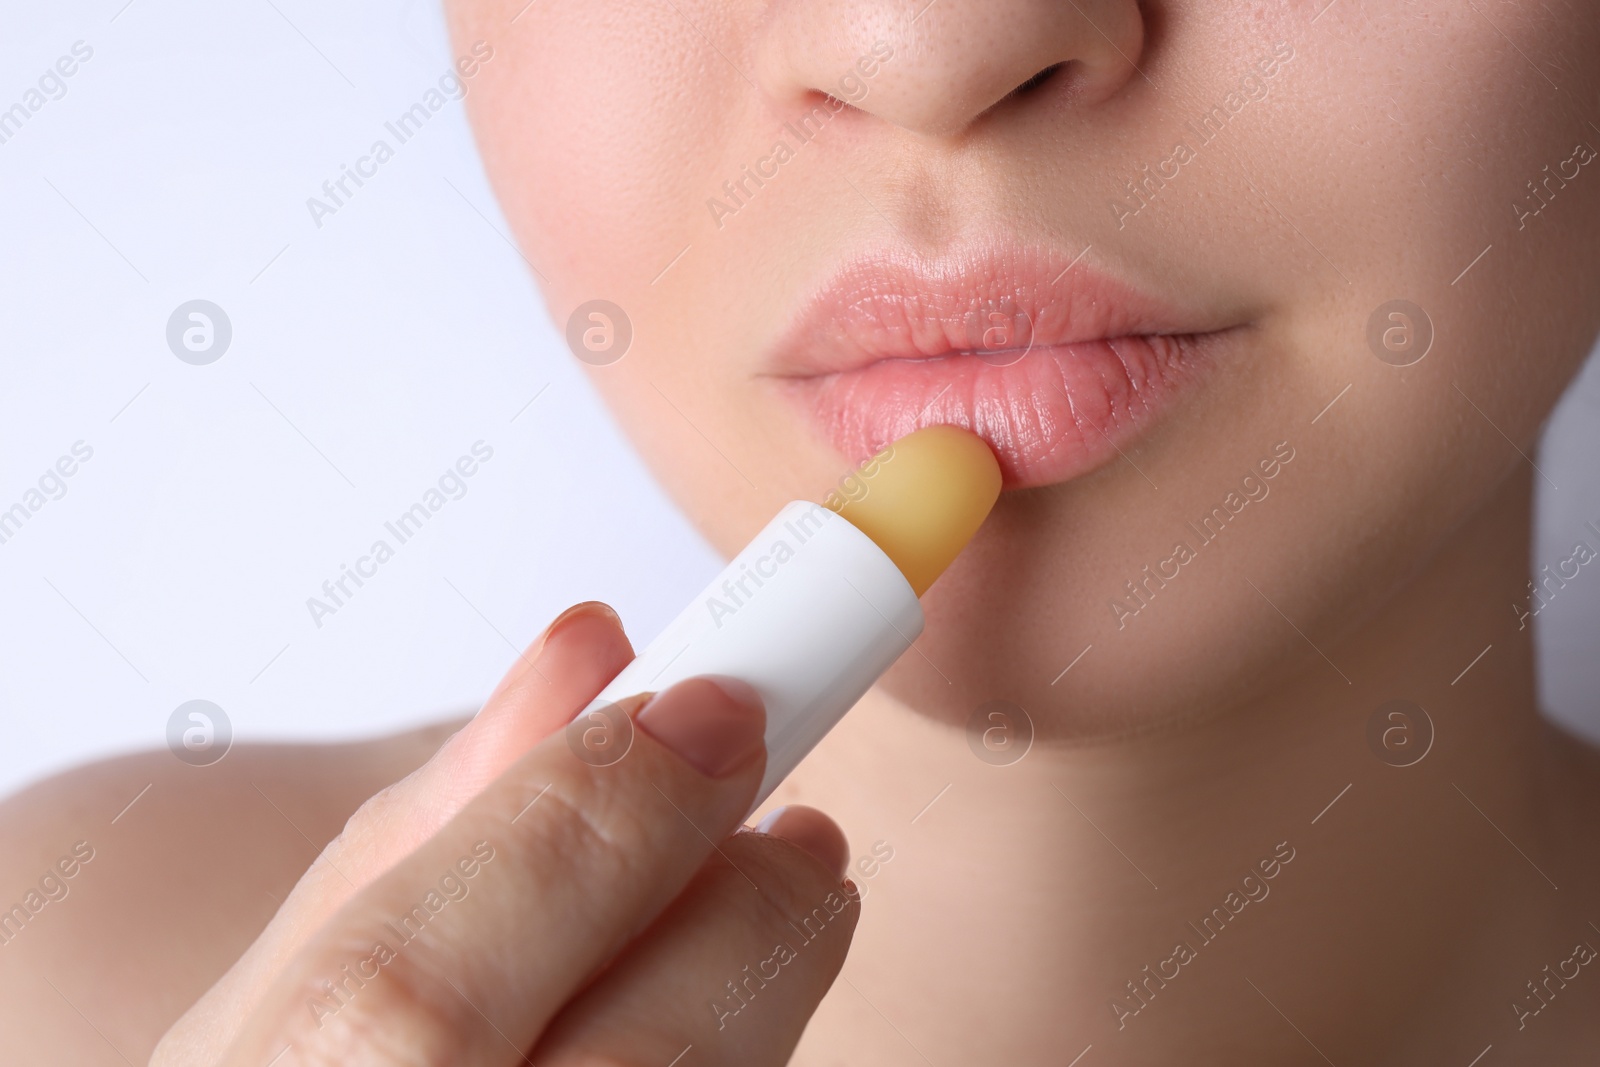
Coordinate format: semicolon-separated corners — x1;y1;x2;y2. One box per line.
763;243;1223;377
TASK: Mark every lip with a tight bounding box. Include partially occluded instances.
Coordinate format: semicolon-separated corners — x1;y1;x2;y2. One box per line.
764;245;1235;489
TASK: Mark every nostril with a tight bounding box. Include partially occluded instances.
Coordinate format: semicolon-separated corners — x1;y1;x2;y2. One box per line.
1015;62;1065;96
757;1;1145;139
965;60;1071;132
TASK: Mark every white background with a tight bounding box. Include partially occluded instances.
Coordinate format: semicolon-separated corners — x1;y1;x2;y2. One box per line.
1;0;1596;797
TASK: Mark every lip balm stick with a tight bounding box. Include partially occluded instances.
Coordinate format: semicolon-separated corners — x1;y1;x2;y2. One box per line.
575;425;1002;812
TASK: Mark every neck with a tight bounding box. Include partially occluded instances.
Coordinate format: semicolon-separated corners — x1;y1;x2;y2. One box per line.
784;466;1600;1065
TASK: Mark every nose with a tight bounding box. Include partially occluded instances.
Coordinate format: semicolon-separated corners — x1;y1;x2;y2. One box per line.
756;0;1146;139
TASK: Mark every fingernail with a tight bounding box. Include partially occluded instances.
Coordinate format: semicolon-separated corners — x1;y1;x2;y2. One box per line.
636;675;766;778
534;601;622;661
482;602;623;714
756;804;851;881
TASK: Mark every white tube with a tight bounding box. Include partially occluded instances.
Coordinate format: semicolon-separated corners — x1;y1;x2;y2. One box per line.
575;500;923;812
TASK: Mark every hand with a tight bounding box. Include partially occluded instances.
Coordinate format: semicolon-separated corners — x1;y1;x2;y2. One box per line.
150;601;858;1066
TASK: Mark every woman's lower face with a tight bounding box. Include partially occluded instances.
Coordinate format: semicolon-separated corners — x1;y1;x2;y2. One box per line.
448;0;1600;737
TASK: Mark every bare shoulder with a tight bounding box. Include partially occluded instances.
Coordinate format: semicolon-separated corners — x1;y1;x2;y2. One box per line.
0;718;463;1065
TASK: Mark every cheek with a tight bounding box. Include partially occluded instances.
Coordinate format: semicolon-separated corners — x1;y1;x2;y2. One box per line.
1230;5;1600;463
456;1;743;312
453;1;783;551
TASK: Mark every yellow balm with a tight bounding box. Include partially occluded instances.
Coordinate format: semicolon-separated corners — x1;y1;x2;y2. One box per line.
583;423;1002;811
824;425;1002;596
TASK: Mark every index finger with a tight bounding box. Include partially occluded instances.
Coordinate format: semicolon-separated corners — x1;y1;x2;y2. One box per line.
223;674;769;1066
153;602;638;1065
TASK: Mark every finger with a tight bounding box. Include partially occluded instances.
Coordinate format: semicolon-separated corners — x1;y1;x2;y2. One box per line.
222;675;770;1066
535;806;858;1067
354;600;637;858
752;804;850;881
152;601;633;1065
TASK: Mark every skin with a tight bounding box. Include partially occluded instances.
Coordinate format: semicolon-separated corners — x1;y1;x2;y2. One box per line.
1;605;857;1064
452;0;1600;1061
3;0;1600;1063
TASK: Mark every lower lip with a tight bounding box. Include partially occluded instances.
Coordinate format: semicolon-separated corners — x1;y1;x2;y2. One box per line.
779;333;1211;489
